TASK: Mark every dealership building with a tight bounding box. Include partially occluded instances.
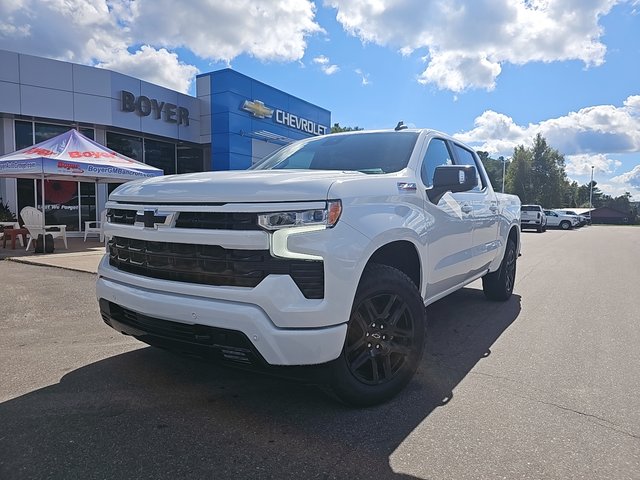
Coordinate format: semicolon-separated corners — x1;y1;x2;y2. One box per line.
0;49;331;234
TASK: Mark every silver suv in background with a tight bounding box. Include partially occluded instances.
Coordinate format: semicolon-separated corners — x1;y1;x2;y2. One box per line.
544;210;579;230
520;205;547;232
554;209;588;226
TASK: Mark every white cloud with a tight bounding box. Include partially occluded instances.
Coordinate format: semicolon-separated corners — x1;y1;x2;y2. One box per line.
457;95;640;158
326;0;621;92
594;181;640;199
355;68;371;85
0;0;322;92
0;0;124;64
455;110;528;154
611;165;640;188
322;64;340;75
457;95;640;199
418;51;502;92
128;0;322;63
313;55;339;74
564;154;622;176
97;46;199;94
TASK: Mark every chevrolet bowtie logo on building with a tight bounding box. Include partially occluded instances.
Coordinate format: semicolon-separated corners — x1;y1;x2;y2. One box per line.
242;99;274;119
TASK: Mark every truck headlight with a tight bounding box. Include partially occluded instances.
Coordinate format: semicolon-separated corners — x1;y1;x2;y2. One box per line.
258;200;342;230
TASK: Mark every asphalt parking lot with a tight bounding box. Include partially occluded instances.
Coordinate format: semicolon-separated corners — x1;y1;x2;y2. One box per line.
1;226;638;479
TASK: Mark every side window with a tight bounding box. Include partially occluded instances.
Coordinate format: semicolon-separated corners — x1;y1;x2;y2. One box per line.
420;138;453;187
451;143;484;191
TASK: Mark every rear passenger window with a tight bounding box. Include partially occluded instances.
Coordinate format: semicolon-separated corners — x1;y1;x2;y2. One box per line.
420;138;453;187
452;144;483;191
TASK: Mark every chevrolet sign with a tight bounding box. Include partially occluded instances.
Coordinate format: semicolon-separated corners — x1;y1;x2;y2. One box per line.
241;99;327;136
275;110;327;136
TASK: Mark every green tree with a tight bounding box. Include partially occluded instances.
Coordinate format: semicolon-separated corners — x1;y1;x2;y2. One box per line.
477;151;508;192
529;134;566;207
505;145;532;201
606;191;632;212
586;181;606;207
330;123;363;133
505;134;567;206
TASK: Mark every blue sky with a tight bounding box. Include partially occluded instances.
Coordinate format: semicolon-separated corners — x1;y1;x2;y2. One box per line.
1;0;639;199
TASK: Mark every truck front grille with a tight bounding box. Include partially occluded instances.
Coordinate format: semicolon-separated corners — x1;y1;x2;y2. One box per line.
107;208;260;230
108;209;136;225
175;212;259;230
108;236;324;299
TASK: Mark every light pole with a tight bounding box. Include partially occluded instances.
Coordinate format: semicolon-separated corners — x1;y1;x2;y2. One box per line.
589;165;594;223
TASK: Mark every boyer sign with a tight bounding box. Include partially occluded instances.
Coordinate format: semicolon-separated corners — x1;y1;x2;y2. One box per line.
121;91;190;126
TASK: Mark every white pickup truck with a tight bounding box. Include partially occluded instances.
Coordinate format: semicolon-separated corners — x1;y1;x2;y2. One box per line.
97;128;521;406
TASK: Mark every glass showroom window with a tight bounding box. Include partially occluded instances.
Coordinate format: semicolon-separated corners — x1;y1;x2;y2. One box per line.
15;120;33;150
145;138;176;175
106;132;143;162
177;145;205;173
34;122;70;144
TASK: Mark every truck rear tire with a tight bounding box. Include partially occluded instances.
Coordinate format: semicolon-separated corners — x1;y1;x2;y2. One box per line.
326;264;426;407
482;238;517;301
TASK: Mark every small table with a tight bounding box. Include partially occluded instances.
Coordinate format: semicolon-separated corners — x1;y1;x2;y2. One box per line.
2;227;28;249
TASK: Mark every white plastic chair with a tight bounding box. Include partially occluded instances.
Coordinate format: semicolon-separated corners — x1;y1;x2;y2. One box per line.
84;209;106;242
20;206;68;250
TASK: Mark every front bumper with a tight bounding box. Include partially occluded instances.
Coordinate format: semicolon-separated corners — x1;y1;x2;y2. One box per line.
96;276;347;366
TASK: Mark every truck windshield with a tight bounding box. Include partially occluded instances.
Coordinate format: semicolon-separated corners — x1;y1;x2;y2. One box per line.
250;132;420;174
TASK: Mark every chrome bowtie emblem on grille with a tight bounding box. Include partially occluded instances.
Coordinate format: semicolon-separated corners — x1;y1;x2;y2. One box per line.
135;209;173;229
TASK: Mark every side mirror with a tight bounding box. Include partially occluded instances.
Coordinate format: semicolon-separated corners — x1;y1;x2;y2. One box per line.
427;165;477;204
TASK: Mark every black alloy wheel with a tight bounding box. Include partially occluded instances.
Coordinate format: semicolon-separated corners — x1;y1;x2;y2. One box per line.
327;264;425;406
482;238;517;301
345;292;416;385
503;242;516;294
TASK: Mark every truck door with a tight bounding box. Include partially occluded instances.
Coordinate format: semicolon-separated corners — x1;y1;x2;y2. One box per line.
420;137;474;299
450;143;499;274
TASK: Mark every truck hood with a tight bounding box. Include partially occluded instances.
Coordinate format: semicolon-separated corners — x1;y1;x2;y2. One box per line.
109;170;368;204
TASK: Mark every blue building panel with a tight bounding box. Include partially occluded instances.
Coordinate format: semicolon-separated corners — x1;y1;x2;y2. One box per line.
208;69;252;95
211;132;229;154
211;112;229;135
210;91;249;116
228;133;252;157
251;82;289;111
227;111;252;136
201;69;330;171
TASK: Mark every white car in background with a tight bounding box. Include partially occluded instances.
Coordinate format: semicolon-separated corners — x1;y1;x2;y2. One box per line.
554;209;588;226
544;210;579;230
520;204;547;232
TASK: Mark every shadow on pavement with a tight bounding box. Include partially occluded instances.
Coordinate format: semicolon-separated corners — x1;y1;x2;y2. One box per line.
0;288;521;479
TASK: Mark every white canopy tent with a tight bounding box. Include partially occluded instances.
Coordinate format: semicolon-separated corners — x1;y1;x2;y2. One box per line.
0;129;162;227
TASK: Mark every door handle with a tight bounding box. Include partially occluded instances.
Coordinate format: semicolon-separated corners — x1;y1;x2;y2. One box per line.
461;204;473;214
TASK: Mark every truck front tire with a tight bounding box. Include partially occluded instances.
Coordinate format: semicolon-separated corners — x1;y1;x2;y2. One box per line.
482;238;517;301
326;264;426;407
